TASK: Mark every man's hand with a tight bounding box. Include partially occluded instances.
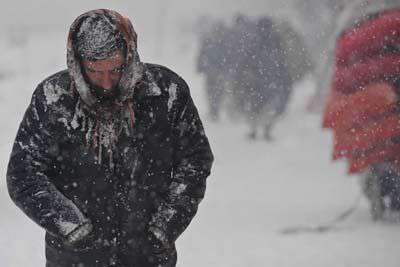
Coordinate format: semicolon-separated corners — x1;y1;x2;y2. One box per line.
65;221;93;245
146;226;172;255
142;226;175;265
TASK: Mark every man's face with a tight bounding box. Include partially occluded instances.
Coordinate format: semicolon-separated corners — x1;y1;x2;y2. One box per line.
81;51;125;99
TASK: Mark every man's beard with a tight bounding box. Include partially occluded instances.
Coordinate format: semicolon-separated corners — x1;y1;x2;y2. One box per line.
90;84;121;105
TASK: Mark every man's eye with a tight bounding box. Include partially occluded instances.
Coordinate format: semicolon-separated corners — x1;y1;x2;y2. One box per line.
111;68;123;74
86;68;96;73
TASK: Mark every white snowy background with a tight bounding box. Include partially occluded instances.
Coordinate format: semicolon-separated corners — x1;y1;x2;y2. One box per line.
0;0;399;266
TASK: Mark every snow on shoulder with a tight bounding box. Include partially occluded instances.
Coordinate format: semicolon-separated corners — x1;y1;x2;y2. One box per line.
43;80;68;106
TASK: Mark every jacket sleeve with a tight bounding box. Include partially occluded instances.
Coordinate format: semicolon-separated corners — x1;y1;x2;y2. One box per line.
148;78;214;245
6;83;90;239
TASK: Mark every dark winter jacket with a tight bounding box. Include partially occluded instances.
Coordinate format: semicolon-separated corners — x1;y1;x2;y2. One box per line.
6;9;213;267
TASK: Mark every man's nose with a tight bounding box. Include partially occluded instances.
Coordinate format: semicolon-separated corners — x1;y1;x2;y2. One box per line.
100;73;113;90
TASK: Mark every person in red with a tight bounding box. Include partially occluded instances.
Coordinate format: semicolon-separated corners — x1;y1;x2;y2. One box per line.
323;2;400;220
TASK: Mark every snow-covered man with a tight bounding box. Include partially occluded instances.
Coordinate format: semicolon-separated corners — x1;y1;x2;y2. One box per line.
6;9;213;267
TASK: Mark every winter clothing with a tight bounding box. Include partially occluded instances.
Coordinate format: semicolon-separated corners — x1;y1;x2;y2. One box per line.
76;12;125;60
333;9;400;94
323;6;400;174
66;221;94;245
310;0;400;112
7;9;213;267
320;1;400;221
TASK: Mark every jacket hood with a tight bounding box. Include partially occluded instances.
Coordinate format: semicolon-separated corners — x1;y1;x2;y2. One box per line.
334;1;400;36
67;9;145;107
315;0;400;110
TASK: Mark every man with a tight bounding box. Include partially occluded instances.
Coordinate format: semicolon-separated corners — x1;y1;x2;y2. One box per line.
7;9;213;267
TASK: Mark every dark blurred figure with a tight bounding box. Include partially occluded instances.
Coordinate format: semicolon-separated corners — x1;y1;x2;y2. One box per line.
363;163;400;220
196;14;305;140
197;21;230;121
234;16;291;140
228;14;256;119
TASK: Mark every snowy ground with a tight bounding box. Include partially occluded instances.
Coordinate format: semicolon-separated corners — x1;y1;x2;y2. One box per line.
1;4;400;266
177;79;400;267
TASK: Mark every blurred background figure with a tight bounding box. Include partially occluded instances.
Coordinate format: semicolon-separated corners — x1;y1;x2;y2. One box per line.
322;0;400;220
196;20;230;121
196;13;311;140
227;14;256;120
242;16;291;140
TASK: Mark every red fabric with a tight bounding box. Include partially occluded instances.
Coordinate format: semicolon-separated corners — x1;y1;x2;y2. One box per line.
326;85;400;173
348;142;400;173
333;54;400;94
323;83;397;131
336;9;400;67
323;9;400;174
333;113;400;158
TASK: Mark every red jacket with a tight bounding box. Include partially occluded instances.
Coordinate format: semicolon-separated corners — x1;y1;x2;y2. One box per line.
323;8;400;174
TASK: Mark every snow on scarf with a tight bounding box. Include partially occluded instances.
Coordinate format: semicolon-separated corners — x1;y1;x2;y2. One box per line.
66;9;144;168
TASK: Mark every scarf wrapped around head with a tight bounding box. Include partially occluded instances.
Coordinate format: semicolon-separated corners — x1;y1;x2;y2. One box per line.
67;9;144;107
66;9;145;169
75;13;126;61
